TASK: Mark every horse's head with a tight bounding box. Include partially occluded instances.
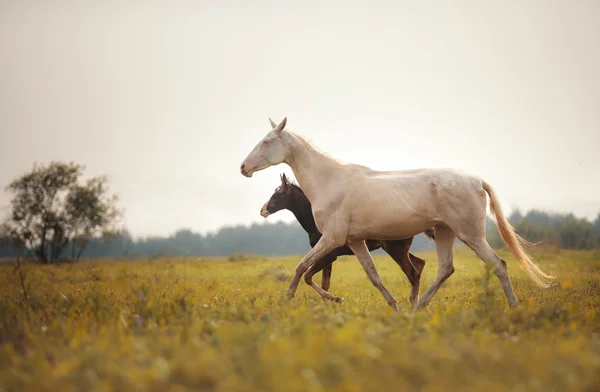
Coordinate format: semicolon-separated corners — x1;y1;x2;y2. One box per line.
240;117;289;178
260;173;293;218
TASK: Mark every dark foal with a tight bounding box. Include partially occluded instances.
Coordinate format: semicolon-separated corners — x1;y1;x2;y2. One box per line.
260;173;435;307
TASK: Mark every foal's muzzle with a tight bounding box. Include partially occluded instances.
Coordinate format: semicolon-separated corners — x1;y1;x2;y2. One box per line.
260;203;270;218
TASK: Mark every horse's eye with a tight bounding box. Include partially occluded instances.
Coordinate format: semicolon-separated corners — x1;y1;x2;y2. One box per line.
263;139;269;144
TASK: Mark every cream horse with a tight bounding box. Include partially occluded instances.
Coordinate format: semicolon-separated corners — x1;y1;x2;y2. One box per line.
240;117;554;310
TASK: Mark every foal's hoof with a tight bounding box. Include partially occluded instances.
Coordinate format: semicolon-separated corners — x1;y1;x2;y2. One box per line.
390;302;399;312
322;295;343;303
285;289;295;299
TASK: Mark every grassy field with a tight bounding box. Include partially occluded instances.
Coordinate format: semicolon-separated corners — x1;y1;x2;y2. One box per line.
1;246;599;392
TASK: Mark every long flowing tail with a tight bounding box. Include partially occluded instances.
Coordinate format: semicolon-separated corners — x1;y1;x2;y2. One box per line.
482;180;554;288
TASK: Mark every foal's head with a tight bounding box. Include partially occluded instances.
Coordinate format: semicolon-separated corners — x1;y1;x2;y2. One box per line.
240;117;289;178
259;173;295;218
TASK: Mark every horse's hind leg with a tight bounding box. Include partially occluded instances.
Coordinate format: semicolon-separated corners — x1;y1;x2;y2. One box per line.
347;240;399;311
414;224;456;311
460;236;519;308
382;239;426;308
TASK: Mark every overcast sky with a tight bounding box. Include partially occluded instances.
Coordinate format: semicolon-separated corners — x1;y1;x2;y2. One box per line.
1;1;599;238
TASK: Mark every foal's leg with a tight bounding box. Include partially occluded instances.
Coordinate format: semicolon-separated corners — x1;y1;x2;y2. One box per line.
415;224;456;311
303;254;341;302
383;240;426;308
460;236;519;307
286;235;343;299
347;240;399;311
321;263;333;291
407;253;426;304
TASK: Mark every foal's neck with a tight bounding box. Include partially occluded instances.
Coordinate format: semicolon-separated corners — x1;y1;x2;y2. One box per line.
284;132;341;202
287;187;318;235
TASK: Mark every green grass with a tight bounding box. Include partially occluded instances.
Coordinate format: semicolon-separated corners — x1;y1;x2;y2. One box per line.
1;246;599;391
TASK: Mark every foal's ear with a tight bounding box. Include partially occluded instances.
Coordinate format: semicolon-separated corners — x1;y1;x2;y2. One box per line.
273;117;287;136
281;173;289;186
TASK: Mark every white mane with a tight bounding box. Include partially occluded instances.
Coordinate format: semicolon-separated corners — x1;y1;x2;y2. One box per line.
285;129;346;165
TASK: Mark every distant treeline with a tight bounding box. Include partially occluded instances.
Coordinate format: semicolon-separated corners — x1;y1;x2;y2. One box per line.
487;209;600;250
1;209;599;260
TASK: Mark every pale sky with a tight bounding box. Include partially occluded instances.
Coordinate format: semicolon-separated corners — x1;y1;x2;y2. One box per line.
1;1;599;238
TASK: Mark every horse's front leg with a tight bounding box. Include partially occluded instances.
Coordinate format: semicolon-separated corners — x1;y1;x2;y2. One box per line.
286;235;343;299
303;254;341;302
347;239;399;311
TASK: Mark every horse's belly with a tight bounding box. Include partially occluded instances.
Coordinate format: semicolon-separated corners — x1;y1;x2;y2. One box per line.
346;211;433;241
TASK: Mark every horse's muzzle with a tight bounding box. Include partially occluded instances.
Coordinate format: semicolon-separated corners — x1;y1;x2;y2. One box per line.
240;163;254;177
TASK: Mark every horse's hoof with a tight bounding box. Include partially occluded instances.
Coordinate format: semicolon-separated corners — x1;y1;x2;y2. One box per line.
333;296;343;304
285;289;295;299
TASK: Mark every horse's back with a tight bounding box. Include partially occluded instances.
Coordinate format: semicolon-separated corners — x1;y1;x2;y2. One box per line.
366;167;478;182
354;168;482;198
341;167;485;240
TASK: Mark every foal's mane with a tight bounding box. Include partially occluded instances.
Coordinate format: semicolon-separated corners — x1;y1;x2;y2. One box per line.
281;174;306;197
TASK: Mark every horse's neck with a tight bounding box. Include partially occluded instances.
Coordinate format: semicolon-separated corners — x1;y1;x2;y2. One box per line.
284;133;341;202
287;189;318;234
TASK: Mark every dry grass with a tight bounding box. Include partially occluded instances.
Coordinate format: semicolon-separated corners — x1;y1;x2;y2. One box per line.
1;246;599;391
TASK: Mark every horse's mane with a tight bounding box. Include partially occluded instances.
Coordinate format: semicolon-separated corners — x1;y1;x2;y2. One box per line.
286;129;345;165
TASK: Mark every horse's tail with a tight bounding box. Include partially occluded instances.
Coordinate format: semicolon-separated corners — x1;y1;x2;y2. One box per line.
482;180;554;288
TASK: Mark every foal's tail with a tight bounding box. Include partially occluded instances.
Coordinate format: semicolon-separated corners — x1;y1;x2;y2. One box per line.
424;228;435;241
482;181;554;288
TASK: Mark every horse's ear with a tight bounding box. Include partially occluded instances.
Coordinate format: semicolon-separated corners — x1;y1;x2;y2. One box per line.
281;173;288;186
269;118;277;129
273;117;287;136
